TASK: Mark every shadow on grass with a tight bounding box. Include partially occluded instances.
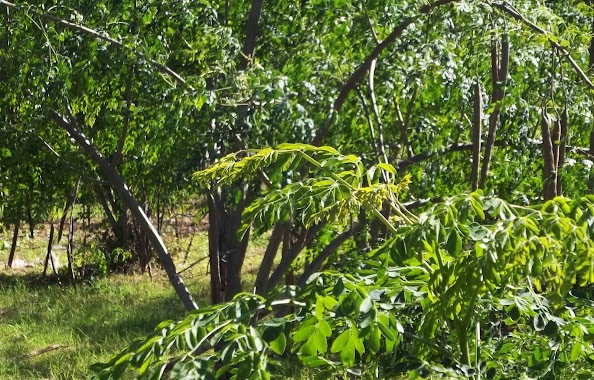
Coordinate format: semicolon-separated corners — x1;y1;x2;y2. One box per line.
0;273;189;379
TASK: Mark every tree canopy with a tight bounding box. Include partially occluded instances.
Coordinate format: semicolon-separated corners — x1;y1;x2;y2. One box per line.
4;0;594;378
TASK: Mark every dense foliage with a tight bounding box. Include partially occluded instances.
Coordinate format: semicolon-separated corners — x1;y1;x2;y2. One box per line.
3;0;594;377
93;146;594;379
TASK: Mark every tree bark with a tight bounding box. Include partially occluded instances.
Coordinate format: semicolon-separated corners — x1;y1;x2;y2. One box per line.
264;223;323;293
239;0;265;70
557;107;568;195
480;33;509;189
207;191;224;304
66;182;78;284
50;110;197;311
254;223;286;295
6;220;19;268
541;108;557;200
471;82;482;191
43;224;56;276
297;222;362;288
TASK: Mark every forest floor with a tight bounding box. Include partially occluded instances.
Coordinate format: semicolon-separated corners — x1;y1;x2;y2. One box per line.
0;215;274;379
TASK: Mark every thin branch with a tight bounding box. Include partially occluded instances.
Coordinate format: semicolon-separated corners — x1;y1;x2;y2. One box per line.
396;140;592;171
368;59;389;166
493;1;594;91
311;0;457;145
0;0;186;86
239;0;265;70
297;222;362;288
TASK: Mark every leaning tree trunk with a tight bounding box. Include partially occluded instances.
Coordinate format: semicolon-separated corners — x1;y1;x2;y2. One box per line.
541;108;557;201
480;32;509;189
50;110;197;311
557;107;568;195
471;82;482;191
589;15;594;191
6;220;19;268
205;0;265;303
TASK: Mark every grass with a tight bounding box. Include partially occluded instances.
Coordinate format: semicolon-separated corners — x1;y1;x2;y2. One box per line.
0;216;272;379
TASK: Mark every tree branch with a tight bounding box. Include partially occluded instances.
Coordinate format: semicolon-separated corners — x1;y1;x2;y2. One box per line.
396;140;591;171
0;0;186;86
493;1;594;91
311;0;457;145
297;222;362;288
50;109;197;311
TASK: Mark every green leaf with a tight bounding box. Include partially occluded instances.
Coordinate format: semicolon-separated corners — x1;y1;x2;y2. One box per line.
377;315;396;341
571;342;582;362
313;329;328;354
318;319;332;337
339;340;355;367
293;325;316;343
359;297;373;314
269;332;286;355
446;230;462;255
331;330;350;353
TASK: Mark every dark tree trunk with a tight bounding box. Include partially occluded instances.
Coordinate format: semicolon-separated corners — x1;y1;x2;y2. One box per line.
480;33;509;189
239;0;265;69
254;223;287;295
297;222;362;288
43;224;56;276
541;108;557;201
471;82;482;191
66;189;77;284
264;223;323;293
207;192;224;304
6;220;19;268
557;107;568;195
26;199;34;238
51;110;197;311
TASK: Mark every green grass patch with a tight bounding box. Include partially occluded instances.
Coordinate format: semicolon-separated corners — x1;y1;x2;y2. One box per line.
0;219;277;379
0;273;196;379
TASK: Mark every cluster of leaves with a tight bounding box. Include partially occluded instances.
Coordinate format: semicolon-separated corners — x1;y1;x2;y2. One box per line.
95;146;594;379
195;144;413;236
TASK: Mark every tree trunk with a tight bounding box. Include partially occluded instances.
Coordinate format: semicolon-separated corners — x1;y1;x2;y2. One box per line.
239;0;265;69
480;33;509;189
264;223;323;293
207;192;224;304
6;220;19;268
541;108;557;200
50;110;197;311
43;224;56;276
66;193;77;284
254;223;286;295
297;222;362;288
557;107;568;196
471;82;482;191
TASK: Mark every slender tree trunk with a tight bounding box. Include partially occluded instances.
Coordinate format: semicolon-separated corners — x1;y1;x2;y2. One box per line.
557;107;568;195
239;0;264;69
471;82;482;191
66;182;78;284
480;33;509;188
297;222;362;288
6;220;19;268
207;192;224;304
57;183;77;242
254;223;286;295
51;110;197;311
206;0;266;303
26;197;34;238
264;223;323;293
43;224;55;276
541;108;557;200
